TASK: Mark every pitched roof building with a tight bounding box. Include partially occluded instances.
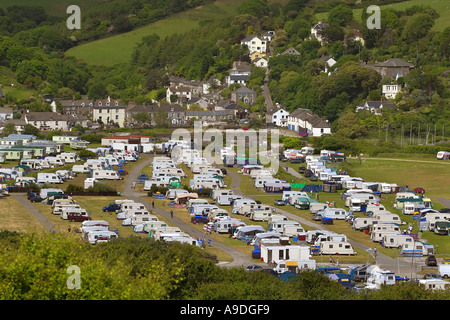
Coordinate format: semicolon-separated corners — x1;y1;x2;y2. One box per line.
287;108;331;137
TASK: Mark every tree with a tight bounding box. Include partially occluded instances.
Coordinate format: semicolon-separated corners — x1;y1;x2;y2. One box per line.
336;109;367;139
22;124;39;136
402;13;434;43
328;4;353;27
1;123;16;137
132;112;151;125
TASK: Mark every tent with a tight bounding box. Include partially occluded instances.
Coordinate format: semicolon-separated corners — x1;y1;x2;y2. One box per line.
302;184;322;193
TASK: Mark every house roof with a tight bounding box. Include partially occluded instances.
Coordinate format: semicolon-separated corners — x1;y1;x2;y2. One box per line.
312;22;328;30
230;74;250;81
225;103;247;111
374;58;414;68
0;107;13;113
289;108;330;128
127;104;184;114
185;110;229;117
280;47;300;55
241;34;258;43
25;112;85;122
235;86;256;94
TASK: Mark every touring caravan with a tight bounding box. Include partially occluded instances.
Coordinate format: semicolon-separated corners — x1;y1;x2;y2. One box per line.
273;259;317;274
283;224;306;237
381;234;414;248
116;209;151;220
249;209;273;222
371;212;404;225
215;195;243;206
165;189;189;200
268;214;288;224
282;191;309;204
268;220;300;233
53;203;82;215
402;202;426;215
437;151;450;160
313;233;347;246
57;152;79;164
213;218;247;234
309;202;329;214
370;224;401;242
85;230;118;244
319;241;355;255
37;173;63;184
317;208;348;220
142;221;169;235
352;217;376;231
231;199;257;214
72;165;91;174
400;241;434;256
91;170;121;180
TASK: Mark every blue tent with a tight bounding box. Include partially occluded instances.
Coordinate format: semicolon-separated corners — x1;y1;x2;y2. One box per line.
302;185;322;193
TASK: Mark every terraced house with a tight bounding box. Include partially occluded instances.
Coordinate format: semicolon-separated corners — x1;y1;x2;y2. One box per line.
92;97;127;127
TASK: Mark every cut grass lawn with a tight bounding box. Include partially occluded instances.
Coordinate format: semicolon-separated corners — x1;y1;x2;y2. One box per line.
0;196;45;233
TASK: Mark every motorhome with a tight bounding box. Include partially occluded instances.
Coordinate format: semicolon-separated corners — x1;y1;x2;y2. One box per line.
381;234;414;248
273;259;317;274
37;173;63;184
319;241;355;255
268;220;300;233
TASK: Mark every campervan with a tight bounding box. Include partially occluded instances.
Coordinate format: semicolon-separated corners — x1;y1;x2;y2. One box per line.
268;220;300;233
319;241;355;255
37;173;63;184
381;234;414;248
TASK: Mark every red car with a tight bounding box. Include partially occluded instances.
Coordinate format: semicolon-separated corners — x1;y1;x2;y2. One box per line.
414;187;425;194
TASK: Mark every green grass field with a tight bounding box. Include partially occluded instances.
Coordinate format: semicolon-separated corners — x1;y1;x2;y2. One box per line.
315;0;450;32
64;0;243;66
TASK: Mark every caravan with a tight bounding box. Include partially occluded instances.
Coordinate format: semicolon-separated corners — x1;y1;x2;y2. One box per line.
273;259;316;274
85;230;118;244
57;152;79;164
268;220;300;233
91;169;121;180
249;209;273;222
402;202;426;215
215;194;242;206
381;234;414;248
37;173;63;184
319;241;355;255
317;208;348;220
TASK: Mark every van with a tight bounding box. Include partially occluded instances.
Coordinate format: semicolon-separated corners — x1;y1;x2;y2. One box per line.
37;173;63;184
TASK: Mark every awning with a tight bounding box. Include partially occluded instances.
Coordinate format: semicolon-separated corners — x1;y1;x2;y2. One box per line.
286;261;298;267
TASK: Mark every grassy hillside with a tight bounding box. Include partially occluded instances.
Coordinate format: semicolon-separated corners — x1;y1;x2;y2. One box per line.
64;0;244;66
315;0;450;31
0;66;38;102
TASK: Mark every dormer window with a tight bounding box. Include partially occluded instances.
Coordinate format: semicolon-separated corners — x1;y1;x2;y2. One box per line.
98;102;102;106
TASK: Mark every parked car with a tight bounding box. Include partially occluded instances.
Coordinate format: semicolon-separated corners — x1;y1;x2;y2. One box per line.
103;203;121;212
245;265;264;272
290;158;305;164
442;258;450;264
414;187;425;194
423;273;442;279
220;168;227;175
425;255;437;266
298;166;306;174
30;195;44;203
312;214;323;221
310;175;318;181
274;199;285;206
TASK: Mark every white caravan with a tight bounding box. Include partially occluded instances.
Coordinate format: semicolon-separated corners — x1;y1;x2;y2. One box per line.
319;241;355;255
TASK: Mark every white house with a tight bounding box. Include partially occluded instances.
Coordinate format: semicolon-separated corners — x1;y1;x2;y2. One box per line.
240;35;267;54
319;56;337;74
24;112;88;131
270;109;289;127
310;21;329;44
355;101;396;115
253;57;268;68
166;86;193;103
287;108;331;137
382;84;402;99
92;97;127;127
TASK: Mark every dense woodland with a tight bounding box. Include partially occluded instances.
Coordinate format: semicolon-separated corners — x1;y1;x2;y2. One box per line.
0;230;449;300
